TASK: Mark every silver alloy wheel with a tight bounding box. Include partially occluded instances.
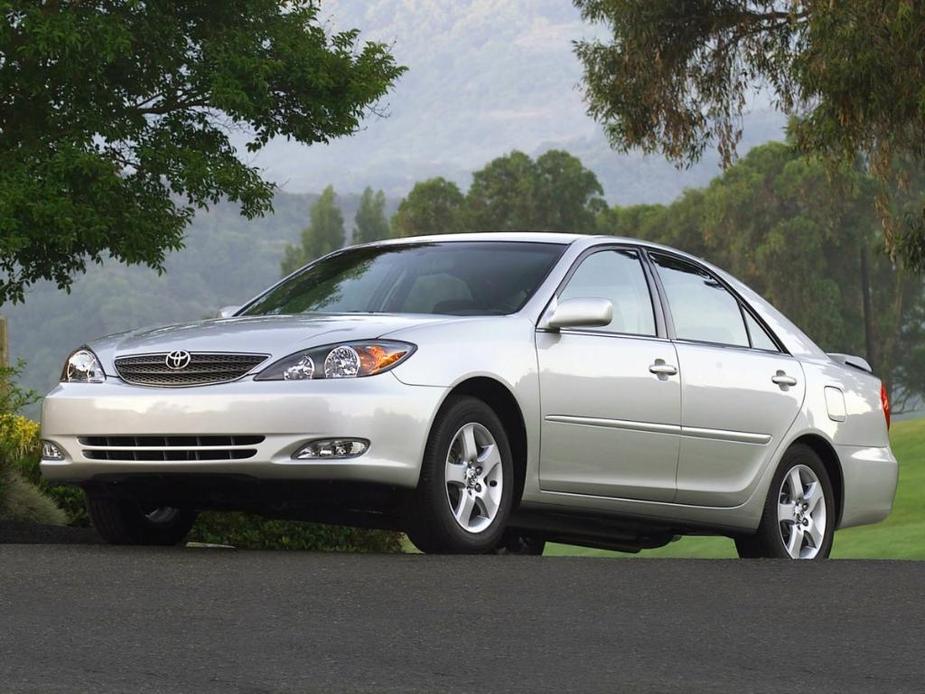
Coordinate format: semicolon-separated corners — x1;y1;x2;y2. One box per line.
145;507;180;524
777;464;827;559
445;422;503;534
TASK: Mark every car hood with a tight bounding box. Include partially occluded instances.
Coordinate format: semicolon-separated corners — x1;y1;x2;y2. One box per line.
89;314;456;371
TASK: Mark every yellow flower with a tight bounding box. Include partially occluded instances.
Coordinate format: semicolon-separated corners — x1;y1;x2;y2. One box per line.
0;414;41;459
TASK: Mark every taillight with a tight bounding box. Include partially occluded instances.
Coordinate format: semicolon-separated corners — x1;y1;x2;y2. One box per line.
880;383;891;431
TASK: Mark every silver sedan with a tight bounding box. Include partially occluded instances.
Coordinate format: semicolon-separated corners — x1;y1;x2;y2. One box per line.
40;233;898;558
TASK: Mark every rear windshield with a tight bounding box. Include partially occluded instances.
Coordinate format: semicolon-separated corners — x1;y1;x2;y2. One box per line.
241;241;566;317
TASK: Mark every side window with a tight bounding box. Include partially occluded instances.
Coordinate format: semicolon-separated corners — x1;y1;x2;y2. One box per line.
652;255;749;347
559;249;656;336
744;311;779;351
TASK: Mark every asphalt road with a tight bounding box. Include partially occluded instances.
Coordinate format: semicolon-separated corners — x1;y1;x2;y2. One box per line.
1;546;923;693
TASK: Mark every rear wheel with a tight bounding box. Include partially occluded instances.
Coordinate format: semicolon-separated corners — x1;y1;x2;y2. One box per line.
735;444;835;559
406;396;514;554
86;490;197;546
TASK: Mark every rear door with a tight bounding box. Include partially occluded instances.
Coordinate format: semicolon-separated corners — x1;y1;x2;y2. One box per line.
537;247;681;502
648;253;805;507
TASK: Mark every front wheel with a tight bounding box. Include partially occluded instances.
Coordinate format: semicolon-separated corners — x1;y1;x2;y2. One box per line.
735;444;835;559
86;490;197;546
406;396;514;554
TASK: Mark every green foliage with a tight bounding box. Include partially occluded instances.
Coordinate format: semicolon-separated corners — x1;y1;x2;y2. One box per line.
467;150;605;232
189;512;403;553
354;187;391;244
390;177;468;238
575;0;925;269
0;0;404;303
0;406;88;525
0;361;38;417
597;142;925;395
390;151;605;237
281;186;346;275
0;363;69;525
0;471;67;525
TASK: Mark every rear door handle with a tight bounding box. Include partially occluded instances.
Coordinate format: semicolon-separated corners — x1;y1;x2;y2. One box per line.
771;371;798;388
649;359;678;378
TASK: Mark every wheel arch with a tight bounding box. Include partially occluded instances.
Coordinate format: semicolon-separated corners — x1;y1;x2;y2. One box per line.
442;377;528;507
787;433;845;527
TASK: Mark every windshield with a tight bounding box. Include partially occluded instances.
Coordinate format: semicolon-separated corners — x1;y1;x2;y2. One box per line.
241;241;566;317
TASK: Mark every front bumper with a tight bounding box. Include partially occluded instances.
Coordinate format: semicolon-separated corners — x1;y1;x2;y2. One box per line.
40;373;447;488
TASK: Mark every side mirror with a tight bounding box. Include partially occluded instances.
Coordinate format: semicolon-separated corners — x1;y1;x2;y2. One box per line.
541;297;613;330
218;305;241;319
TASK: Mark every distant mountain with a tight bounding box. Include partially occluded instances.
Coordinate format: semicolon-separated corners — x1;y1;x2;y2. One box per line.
239;0;785;203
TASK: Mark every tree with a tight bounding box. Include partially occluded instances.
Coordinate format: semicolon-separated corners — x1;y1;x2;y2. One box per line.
281;187;345;275
0;1;404;303
597;141;925;397
467;150;604;232
466;151;538;231
533;150;607;231
574;0;925;269
390;178;467;238
354;188;390;244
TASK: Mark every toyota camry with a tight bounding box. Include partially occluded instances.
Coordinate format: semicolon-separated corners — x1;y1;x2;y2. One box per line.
40;233;898;558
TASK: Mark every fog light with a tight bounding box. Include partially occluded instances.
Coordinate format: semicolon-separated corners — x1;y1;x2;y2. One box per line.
293;439;368;460
41;441;65;461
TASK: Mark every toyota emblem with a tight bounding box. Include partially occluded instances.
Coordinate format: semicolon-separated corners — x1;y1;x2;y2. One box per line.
165;350;192;370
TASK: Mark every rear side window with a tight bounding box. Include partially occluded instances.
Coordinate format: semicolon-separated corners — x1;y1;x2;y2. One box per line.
652;255;748;347
559;249;656;336
744;311;779;351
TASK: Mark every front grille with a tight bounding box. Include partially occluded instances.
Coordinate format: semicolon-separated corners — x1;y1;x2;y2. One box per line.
80;435;264;462
114;352;268;387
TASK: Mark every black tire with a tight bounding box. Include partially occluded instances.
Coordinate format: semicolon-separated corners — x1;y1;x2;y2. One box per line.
406;395;514;554
86;490;197;546
493;530;546;556
735;444;836;559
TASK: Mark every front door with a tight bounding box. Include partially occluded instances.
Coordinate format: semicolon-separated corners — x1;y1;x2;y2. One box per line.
537;248;681;502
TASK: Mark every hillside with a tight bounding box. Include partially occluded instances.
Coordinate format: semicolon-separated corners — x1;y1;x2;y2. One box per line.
241;0;785;202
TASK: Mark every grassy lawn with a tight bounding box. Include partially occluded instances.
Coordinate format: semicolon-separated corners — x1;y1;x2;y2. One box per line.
546;417;925;559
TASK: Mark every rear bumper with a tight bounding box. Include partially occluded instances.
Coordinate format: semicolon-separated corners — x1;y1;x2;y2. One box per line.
40;374;447;488
837;444;899;528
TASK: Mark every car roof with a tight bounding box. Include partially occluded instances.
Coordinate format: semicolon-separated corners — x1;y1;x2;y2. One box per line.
365;231;588;246
362;231;691;251
363;231;709;264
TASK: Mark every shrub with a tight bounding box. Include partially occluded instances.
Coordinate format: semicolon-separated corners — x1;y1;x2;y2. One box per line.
0;466;67;525
1;412;90;526
189;512;404;552
0;369;70;526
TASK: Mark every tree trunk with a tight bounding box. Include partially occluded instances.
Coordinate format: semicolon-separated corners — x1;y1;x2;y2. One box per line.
859;242;880;378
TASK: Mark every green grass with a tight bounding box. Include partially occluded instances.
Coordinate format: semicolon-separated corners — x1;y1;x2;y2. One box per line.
546;417;925;559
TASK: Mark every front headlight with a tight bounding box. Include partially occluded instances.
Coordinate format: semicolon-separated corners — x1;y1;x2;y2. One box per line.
61;348;106;384
255;341;416;381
